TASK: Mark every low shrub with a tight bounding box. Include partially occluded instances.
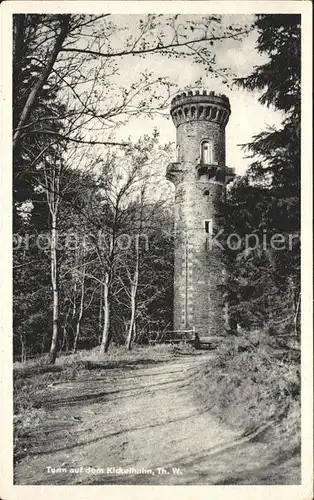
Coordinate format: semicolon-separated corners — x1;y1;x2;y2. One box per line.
195;331;300;445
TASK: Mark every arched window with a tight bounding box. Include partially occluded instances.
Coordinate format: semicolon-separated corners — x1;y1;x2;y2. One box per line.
200;140;213;164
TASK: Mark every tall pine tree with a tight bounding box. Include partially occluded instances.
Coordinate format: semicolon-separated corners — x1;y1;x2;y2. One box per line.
226;14;301;340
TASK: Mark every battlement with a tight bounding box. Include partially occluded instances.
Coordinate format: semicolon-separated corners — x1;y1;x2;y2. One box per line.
170;89;231;128
171;89;230;106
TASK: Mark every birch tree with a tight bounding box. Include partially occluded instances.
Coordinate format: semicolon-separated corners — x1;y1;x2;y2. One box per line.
39;150;64;363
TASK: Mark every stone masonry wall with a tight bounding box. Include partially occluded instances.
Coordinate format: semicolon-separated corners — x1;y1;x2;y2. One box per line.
172;114;228;338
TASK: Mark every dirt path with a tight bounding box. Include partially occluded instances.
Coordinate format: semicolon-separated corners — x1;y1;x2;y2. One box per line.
15;353;300;485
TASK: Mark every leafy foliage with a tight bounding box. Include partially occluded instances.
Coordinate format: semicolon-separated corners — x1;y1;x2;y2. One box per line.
225;13;301;342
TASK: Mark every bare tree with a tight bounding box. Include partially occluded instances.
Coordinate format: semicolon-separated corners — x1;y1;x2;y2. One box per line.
125;187;145;350
38;149;63;363
13;14;251;152
72;250;86;353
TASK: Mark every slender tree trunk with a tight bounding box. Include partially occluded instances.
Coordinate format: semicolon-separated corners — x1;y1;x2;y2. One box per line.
60;326;66;353
73;264;86;352
98;284;103;343
126;249;139;350
288;276;301;340
294;291;301;338
60;306;71;352
100;273;111;354
72;281;77;319
126;196;144;350
69;255;78;350
133;318;137;343
126;287;137;350
49;213;59;364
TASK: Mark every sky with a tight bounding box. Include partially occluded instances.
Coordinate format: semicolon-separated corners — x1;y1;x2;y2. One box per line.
108;14;284;176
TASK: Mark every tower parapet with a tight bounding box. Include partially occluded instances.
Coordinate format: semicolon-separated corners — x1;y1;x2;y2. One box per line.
170;89;231;128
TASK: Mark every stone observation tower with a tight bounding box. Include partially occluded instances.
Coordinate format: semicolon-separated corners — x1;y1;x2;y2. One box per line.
166;89;235;340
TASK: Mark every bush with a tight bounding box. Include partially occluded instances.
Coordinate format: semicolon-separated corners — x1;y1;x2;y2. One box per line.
195;331;300;444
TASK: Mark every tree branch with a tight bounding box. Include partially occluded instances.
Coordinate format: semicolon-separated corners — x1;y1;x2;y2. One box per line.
28;130;128;147
61;31;249;60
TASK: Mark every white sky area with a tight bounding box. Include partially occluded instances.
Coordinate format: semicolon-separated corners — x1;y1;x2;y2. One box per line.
106;14;284;176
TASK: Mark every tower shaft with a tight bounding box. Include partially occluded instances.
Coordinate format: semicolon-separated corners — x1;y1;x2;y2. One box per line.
166;90;235;339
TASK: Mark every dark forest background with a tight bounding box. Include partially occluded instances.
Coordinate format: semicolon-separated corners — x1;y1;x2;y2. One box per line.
13;14;300;363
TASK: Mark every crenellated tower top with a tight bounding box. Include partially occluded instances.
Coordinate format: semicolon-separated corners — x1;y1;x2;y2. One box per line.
170;89;231;128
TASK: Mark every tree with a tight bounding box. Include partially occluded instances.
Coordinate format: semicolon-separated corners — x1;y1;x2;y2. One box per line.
13;15;71;150
236;14;300;211
121;184;173;350
13;14;251;154
13;14;251;361
82;133;171;353
226;14;301;342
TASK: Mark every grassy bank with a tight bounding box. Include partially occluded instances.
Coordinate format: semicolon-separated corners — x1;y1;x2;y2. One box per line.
194;331;301;452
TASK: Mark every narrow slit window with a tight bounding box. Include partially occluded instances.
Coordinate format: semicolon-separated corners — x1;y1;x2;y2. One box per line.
204;219;212;234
